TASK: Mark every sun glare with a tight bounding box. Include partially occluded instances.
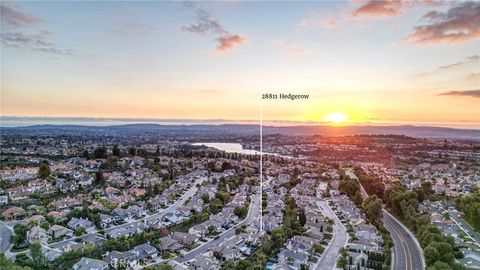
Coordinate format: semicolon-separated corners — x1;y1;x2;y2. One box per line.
324;112;349;124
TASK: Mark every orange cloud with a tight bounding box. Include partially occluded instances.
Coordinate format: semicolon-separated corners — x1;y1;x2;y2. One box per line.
407;1;480;44
351;0;403;18
216;34;246;51
181;3;246;52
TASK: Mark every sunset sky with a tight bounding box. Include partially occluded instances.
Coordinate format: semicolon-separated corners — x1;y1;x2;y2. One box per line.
1;1;479;127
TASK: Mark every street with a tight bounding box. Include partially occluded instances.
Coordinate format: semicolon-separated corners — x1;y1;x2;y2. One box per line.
314;200;348;270
449;210;480;246
383;210;424;270
0;221;12;253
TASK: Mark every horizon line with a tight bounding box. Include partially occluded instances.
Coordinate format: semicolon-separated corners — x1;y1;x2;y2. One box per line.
1;115;480;130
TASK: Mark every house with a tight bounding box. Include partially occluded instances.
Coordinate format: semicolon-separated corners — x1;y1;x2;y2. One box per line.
77;175;93;187
348;251;369;269
67;217;96;232
276;248;309;269
50;240;84;253
0;190;8;205
188;254;220;270
24;215;45;225
6;185;31;201
189;223;209;238
47;211;67;221
167;260;189;270
99;214;114;228
44;249;62;262
104;250;138;269
164;212;183;224
112;208;132;222
48;225;74;239
27;226;50;244
157;237;183;254
126;205;147;218
176;207;193;218
81;234;107;246
106;221;147;239
105;187;121;198
213;245;242;260
132;243;158;260
72;257;108;270
127;187;146;197
2;206;26;220
171;231;198;246
149;195;169;208
57;180;77;193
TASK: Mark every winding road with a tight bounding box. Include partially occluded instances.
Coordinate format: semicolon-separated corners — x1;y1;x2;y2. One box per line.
314;200;348;270
383;210;424;270
354;169;425;270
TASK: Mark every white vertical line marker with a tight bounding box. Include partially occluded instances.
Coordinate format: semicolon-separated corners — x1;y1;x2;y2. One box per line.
260;97;263;233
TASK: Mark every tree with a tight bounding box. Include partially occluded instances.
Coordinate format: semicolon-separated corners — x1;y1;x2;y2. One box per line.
112;145;121;157
362;195;382;227
425;245;440;266
0;253;32;270
336;247;348;268
235;227;244;235
298;209;306;226
201;194;210;203
339;179;360;198
38;163;50;179
82;149;90;159
93;147;107;159
12;224;29;249
30;242;46;270
353;191;363;206
455;193;480;232
312;244;325;254
233;206;248;219
15;253;31;268
433;242;454;264
215;191;230;204
209;199;223;214
428;261;452;270
270;226;289;250
94;171;106;187
213;251;223;260
74;227;86;236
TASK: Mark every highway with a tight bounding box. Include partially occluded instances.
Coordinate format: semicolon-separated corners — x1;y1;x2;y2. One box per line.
314;200;348;270
383;210;424;270
176;193;260;263
355;169;424;270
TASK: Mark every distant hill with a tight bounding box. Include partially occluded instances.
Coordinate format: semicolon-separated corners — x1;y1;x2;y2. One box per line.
1;123;479;139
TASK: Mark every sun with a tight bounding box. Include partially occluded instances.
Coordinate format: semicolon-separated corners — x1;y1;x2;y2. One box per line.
324;112;349;124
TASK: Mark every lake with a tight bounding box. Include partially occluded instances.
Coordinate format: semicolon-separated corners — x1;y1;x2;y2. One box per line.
192;142;260;155
192;142;292;158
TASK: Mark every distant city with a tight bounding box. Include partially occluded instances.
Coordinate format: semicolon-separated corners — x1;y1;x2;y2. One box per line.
0;124;479;270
